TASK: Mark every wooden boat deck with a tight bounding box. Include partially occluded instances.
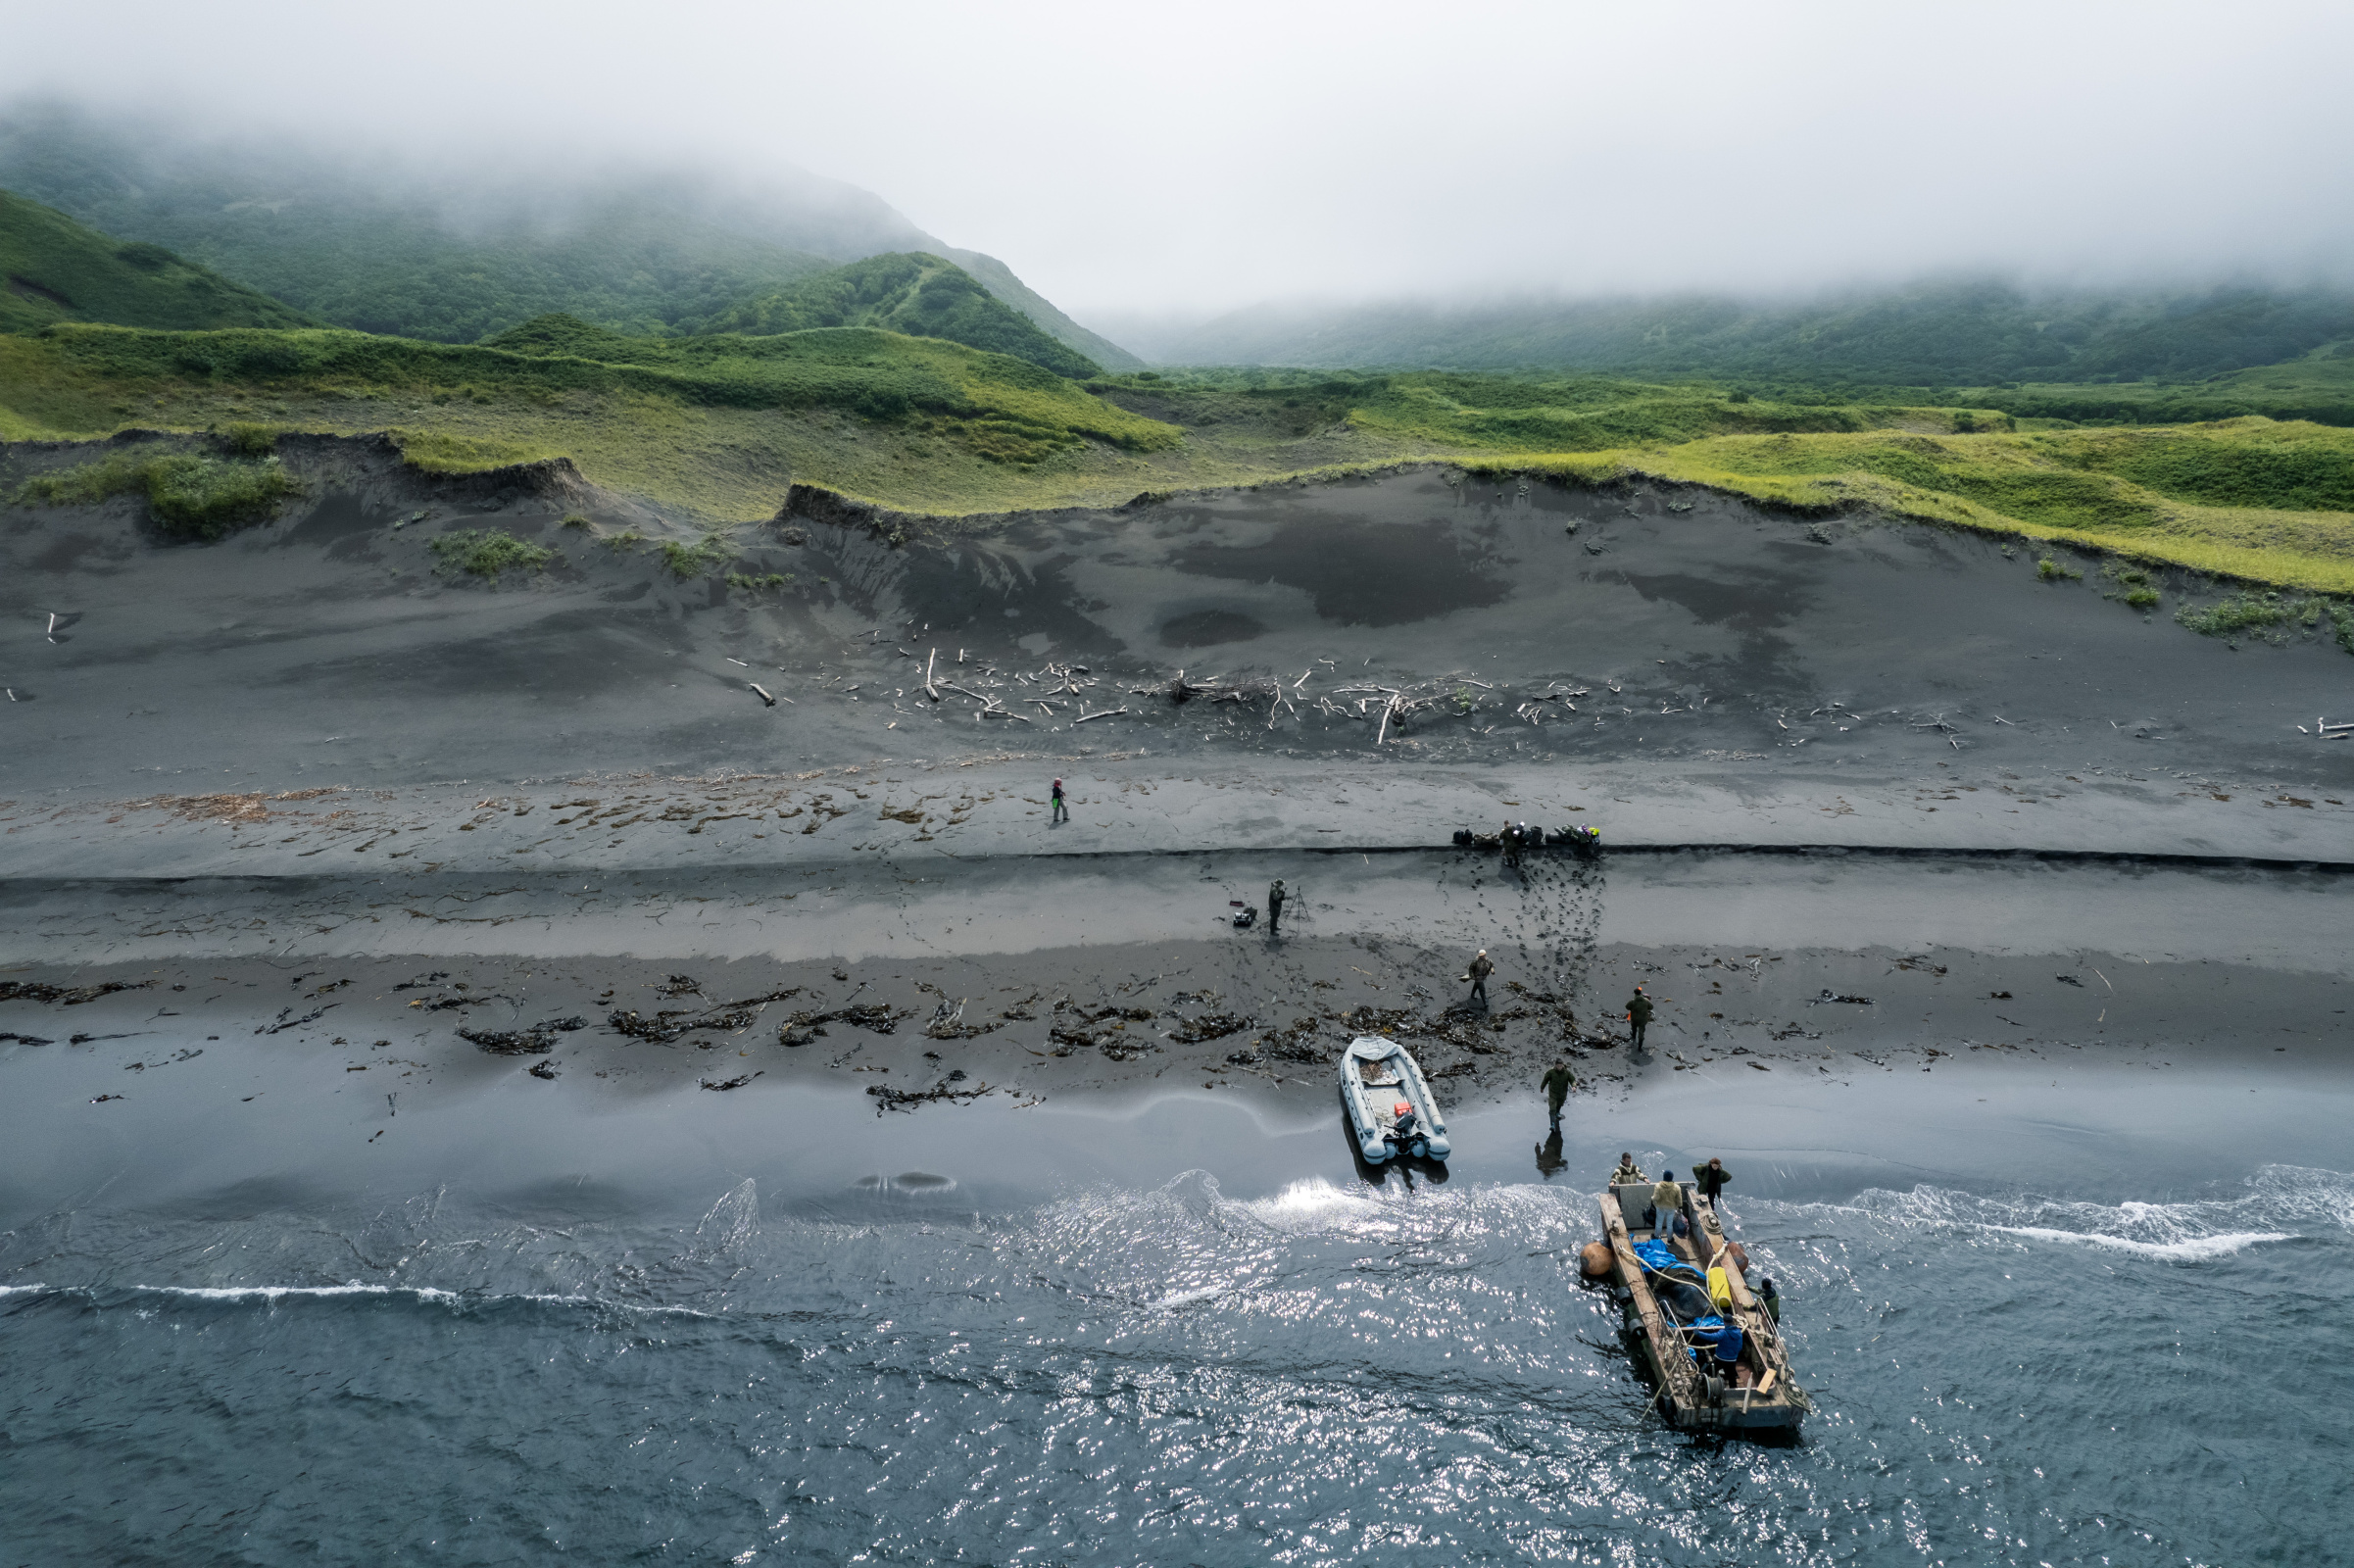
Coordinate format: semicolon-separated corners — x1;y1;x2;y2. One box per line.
1596;1183;1809;1435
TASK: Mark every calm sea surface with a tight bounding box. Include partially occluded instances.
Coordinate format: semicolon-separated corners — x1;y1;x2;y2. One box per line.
4;1159;2346;1565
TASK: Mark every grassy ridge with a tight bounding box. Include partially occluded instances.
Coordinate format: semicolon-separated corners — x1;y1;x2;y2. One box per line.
5;322;2351;595
1492;422;2354;593
0;190;315;334
703;254;1100;378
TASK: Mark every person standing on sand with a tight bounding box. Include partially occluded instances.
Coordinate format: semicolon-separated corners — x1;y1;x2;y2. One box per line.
1465;949;1495;1007
1626;985;1653;1051
1266;878;1286;937
1540;1057;1576;1131
1050;777;1067;824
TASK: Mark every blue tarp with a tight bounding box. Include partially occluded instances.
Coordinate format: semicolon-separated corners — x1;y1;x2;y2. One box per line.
1631;1239;1678;1272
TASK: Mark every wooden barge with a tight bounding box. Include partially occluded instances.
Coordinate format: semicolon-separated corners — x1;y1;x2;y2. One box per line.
1591;1180;1809;1435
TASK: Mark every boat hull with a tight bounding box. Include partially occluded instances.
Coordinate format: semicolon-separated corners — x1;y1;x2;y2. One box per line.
1337;1035;1450;1164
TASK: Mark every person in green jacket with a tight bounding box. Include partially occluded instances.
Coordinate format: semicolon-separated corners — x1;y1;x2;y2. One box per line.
1626;985;1653;1050
1540;1058;1577;1130
1693;1156;1731;1205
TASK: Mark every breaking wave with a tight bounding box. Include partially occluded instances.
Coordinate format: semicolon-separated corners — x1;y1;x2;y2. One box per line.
1792;1162;2350;1261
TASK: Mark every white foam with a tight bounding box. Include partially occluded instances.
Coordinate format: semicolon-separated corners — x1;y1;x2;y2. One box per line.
1805;1164;2353;1262
1983;1225;2291;1261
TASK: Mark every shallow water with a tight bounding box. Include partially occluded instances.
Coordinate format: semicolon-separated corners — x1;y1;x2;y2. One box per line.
5;1154;2345;1566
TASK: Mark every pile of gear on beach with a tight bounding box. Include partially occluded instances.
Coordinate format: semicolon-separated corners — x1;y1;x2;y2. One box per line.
1453;820;1602;861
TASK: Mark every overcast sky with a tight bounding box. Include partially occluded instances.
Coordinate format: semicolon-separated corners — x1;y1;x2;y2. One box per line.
8;0;2350;318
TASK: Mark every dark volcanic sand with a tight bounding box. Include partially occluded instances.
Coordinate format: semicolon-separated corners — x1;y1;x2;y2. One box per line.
1;456;2348;1122
4;455;2350;798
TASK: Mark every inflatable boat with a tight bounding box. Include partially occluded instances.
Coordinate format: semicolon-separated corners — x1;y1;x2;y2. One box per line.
1338;1035;1450;1164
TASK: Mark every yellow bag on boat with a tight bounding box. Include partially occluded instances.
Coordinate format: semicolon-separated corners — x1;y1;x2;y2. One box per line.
1707;1266;1735;1313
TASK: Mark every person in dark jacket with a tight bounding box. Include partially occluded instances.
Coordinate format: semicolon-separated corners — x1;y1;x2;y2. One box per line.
1693;1157;1731;1205
1540;1058;1576;1130
1466;950;1495;1007
1051;777;1068;824
1626;986;1653;1050
1266;878;1286;937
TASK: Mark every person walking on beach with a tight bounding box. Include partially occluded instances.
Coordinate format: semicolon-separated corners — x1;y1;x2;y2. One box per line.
1694;1156;1732;1208
1465;949;1495;1007
1050;777;1067;824
1540;1057;1577;1131
1625;985;1653;1051
1266;878;1286;937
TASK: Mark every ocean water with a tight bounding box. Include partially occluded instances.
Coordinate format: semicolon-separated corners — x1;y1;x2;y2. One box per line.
3;1163;2347;1566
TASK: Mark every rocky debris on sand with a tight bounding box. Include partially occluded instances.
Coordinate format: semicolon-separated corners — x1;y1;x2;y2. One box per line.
866;1077;991;1114
700;1072;761;1091
779;1003;906;1048
1166;1011;1254;1045
1048;1003;1159;1060
462;1016;589;1054
1253;1017;1331;1064
1;1031;57;1046
612;989;803;1046
1809;991;1875;1005
0;979;154;1005
527;1059;559;1079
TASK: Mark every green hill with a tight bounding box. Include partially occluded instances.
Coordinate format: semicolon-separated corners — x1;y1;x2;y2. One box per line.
0;101;1140;367
1123;279;2354;386
0;189;314;333
703;254;1099;377
6;319;2353;598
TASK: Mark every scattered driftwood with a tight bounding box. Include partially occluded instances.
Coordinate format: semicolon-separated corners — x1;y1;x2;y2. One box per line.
867;1076;992;1114
1076;706;1127;723
0;979;153;1005
701;1072;762;1091
750;682;778;708
612;987;802;1045
779;1003;907;1048
923;999;1004;1041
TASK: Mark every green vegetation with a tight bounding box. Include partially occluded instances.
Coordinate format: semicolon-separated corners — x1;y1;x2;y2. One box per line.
0;190;315;334
1133;279;2354;386
726;570;792;591
2176;591;2354;652
10;446;299;537
708;254;1099;377
427;528;558;579
658;536;731;577
9;319;2354;599
2037;558;2083;582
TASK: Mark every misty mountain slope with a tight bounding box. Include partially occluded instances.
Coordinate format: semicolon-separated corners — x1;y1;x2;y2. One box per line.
1122;280;2354;385
0;190;315;333
939;248;1142;371
0;102;1141;366
705;253;1099;377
